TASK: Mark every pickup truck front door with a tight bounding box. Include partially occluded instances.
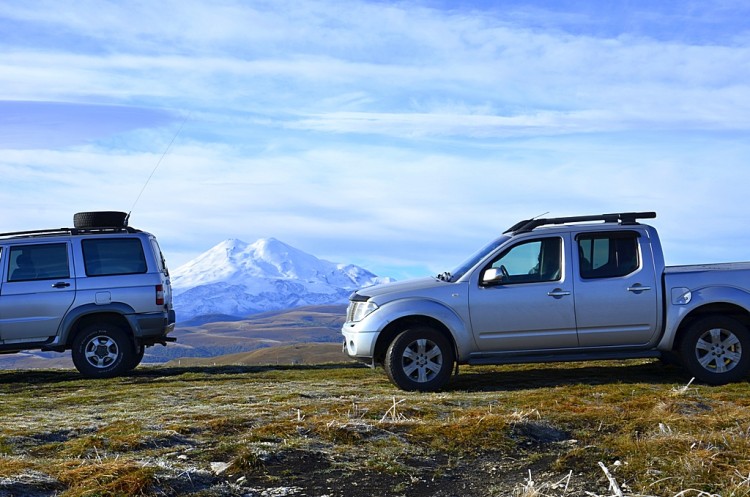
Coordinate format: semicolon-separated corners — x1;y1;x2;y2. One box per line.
0;243;76;343
573;231;659;347
468;236;579;352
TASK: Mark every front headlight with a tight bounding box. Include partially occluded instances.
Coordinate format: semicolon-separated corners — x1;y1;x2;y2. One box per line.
347;301;379;322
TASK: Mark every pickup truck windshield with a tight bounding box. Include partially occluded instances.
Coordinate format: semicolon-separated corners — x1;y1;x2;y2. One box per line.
447;235;509;282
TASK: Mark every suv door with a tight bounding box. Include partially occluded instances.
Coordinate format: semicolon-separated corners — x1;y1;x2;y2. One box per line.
573;230;659;347
0;242;76;342
468;236;578;351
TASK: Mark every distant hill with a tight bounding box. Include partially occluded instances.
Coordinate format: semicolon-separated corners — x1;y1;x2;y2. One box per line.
0;304;349;370
164;342;354;367
153;304;348;362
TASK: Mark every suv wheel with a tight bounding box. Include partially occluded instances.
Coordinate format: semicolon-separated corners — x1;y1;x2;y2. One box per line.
680;316;750;385
72;324;134;378
125;344;146;371
384;326;454;392
73;211;128;229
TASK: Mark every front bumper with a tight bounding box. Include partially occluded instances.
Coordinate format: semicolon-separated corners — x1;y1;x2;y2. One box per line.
342;326;379;359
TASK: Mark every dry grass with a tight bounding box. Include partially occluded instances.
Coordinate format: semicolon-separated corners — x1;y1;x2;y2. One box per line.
56;459;156;497
0;359;749;496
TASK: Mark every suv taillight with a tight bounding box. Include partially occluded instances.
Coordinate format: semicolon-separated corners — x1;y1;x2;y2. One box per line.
156;285;165;306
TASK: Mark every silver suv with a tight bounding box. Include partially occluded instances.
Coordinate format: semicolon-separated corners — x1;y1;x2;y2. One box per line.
0;211;175;377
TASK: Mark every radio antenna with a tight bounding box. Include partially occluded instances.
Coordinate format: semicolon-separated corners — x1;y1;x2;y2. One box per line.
127;113;189;224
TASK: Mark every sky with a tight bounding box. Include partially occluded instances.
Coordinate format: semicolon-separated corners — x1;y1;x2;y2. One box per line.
1;0;749;281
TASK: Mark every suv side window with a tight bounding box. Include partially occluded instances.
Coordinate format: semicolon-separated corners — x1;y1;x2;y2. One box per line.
82;238;147;276
150;239;169;276
8;243;70;282
577;231;639;279
487;237;562;284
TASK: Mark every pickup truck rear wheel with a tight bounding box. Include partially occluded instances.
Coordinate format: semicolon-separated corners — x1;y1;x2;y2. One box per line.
680;316;750;385
72;324;134;378
384;327;454;392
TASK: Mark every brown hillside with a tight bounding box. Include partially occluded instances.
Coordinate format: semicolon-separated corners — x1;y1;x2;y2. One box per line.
165;342;354;367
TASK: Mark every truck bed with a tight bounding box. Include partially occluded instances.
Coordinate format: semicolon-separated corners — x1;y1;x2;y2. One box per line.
665;262;750;273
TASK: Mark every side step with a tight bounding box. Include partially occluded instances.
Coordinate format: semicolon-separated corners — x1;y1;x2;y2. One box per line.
467;350;662;366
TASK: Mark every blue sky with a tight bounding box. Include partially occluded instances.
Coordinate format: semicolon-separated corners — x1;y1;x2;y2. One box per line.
1;0;749;280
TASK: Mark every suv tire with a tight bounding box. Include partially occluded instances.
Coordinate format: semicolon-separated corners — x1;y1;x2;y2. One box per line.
125;344;146;371
72;324;134;378
679;316;750;385
384;326;454;392
73;211;128;229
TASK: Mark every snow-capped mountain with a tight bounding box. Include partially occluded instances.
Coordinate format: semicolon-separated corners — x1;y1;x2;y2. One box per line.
171;238;392;321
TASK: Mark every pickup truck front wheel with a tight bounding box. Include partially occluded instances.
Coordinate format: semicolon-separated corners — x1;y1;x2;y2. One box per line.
384;327;454;392
680;316;750;385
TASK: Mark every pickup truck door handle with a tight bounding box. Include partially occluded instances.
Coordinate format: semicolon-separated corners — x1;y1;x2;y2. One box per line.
52;282;71;288
547;289;571;298
627;284;652;293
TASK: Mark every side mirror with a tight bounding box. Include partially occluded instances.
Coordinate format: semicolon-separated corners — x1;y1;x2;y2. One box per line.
482;267;504;285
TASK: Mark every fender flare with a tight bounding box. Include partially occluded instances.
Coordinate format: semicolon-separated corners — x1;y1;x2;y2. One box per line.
58;302;137;345
661;285;750;350
361;298;474;362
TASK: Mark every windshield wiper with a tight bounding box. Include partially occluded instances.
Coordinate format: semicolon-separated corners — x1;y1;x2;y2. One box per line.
436;271;452;282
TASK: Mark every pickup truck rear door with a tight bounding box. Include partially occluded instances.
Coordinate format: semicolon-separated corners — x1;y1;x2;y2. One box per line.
468;235;579;351
573;230;659;347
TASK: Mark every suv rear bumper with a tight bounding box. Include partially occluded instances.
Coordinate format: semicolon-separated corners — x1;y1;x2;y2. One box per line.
132;310;176;340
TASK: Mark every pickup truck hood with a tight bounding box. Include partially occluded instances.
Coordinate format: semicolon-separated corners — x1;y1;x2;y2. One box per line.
354;277;449;302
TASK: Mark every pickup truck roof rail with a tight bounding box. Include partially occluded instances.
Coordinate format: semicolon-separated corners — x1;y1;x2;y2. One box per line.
0;226;140;240
505;211;657;235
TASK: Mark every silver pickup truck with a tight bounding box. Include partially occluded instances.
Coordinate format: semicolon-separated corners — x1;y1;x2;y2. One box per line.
342;212;750;391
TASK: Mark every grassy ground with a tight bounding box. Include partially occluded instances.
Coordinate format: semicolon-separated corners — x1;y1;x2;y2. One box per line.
0;359;749;496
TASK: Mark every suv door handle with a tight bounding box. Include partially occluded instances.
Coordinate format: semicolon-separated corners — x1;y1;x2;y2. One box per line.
52;282;71;288
547;289;571;298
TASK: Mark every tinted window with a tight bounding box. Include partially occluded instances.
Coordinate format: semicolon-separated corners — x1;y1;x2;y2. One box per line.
577;232;639;279
487;237;561;284
150;239;168;275
82;238;147;276
8;244;70;281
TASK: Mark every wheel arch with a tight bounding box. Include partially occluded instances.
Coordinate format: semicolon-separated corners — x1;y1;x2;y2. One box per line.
63;306;136;348
373;315;456;366
673;302;750;350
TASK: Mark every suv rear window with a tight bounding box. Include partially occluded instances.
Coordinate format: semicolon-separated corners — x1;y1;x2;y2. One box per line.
82;238;147;276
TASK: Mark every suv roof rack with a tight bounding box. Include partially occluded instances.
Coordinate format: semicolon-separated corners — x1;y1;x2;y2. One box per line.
504;211;656;235
0;226;140;240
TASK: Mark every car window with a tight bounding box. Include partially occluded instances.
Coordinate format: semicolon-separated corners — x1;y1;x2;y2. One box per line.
577;231;640;279
487;237;561;284
82;238;147;276
150;239;169;276
8;243;70;282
